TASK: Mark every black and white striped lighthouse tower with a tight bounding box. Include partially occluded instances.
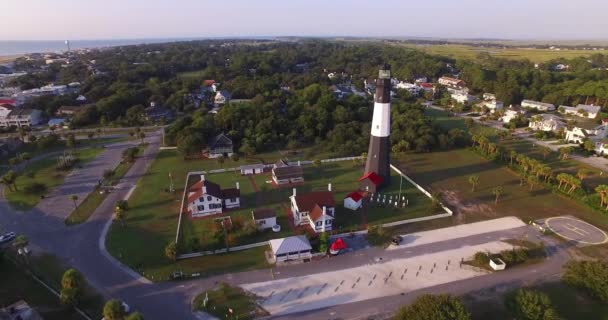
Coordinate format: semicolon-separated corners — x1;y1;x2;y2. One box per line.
363;64;392;188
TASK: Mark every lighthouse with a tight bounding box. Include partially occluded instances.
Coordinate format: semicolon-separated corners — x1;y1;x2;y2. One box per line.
361;64;391;192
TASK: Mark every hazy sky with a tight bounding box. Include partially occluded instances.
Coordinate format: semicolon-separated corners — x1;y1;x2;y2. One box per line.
2;0;607;40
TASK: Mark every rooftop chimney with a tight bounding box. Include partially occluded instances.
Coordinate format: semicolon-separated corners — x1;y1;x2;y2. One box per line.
322;206;326;216
328;183;332;191
201;175;206;193
236;182;240;190
293;188;296;197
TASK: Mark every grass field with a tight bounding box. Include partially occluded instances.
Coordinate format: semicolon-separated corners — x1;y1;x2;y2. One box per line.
4;147;104;211
105;149;282;281
466;282;608;320
180;160;433;253
402;43;597;63
193;283;265;320
1;252;105;319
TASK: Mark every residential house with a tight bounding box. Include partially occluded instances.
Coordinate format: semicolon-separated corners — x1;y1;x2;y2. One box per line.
482;100;504;113
0;109;42;128
521;100;556;111
269;235;312;263
144;102;174;122
451;92;475;104
500;106;527;123
594;139;608;155
56;105;81;116
290;188;336;233
565;122;608;144
47;118;67;127
240;163;267;175
214;90;231;105
483;93;497;101
186;175;240;218
331;84;353;100
558;104;600;119
418;83;434;93
344;191;363;210
394;82;420;96
272;160;304;185
528;114;565;132
252;208;277;230
0;103;13;119
0;300;43;320
438;76;466;88
207;133;233;158
359;171;384;193
414;77;428;84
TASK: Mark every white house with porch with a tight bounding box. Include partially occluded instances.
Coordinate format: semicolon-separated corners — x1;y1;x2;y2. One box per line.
501;106;526;123
565;123;608;144
344;191;363;210
558;104;600;119
289;186;335;233
528;114;565;132
521;100;555;111
186;175;240;218
269;235;312;263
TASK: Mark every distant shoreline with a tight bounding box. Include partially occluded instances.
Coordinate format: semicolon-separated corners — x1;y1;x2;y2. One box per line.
0;54;22;64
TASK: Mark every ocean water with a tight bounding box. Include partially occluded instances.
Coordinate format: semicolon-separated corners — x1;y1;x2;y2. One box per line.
0;38;222;56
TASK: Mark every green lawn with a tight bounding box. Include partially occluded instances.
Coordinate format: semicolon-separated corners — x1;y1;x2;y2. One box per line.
393;148;608;231
4;147;105;211
465;282;608;320
105;149;276;281
1;252;105;319
193;283;266;320
180;160;434;253
402;43;595;63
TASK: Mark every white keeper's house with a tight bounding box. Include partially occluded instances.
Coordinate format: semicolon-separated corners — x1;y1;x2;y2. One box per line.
290;186;335;233
186;175;240;218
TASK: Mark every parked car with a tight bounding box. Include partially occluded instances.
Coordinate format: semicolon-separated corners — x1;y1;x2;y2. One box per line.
0;232;16;244
391;235;403;246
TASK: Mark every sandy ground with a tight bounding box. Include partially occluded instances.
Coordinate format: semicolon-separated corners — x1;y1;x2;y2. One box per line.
0;55;21;64
388;216;526;250
242;240;515;316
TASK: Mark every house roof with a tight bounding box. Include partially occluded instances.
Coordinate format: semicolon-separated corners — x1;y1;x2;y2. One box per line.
419;83;433;88
209;133;232;149
0;99;16;105
187;178;223;203
292;191;335;213
252;208;276;220
359;172;384;186
522;100;555;108
203;80;216;86
273;165;304;180
309;204;334;222
269;235;312;256
222;187;240;199
240;163;266;170
345;191;363;202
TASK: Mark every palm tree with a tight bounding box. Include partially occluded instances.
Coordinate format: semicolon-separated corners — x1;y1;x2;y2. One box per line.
1;171;17;191
556;173;569;190
559;147;572;160
114;206;126;226
541;147;551;159
568;177;582;194
595;185;608;209
70;195;78;210
509;150;517;166
527;175;539;191
468;175;480;192
576;169;590;182
138;131;146;144
493;186;504;204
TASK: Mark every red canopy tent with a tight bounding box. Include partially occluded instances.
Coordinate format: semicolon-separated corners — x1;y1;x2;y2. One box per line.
330;238;347;253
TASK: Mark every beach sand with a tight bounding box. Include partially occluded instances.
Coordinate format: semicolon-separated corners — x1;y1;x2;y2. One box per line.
0;55;22;64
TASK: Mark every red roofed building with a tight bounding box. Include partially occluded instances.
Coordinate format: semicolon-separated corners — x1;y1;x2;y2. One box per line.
419;83;434;92
290;186;335;233
203;80;216;87
344;191;363;210
359;172;384;193
0;99;16;106
186;175;240;218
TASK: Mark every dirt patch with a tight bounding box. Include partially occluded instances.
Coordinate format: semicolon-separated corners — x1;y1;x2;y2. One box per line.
441;190;496;222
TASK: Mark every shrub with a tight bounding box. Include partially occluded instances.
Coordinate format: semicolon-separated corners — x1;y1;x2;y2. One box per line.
563;260;608;302
395;294;471;320
319;232;329;254
23;182;47;194
506;289;558;320
473;251;490;266
367;225;391;246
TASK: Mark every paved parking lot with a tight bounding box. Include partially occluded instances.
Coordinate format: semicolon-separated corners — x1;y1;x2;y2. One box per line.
243;241;513;316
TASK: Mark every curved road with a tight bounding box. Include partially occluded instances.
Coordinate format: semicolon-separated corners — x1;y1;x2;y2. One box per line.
0;131;573;320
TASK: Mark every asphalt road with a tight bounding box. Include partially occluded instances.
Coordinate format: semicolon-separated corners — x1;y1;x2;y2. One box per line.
0;131;574;320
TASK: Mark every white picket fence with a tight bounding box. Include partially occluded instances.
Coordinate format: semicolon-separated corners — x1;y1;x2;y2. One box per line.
177;241;268;260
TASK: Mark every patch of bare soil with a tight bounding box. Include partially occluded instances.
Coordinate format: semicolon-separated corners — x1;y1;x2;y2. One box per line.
441;190;496;223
